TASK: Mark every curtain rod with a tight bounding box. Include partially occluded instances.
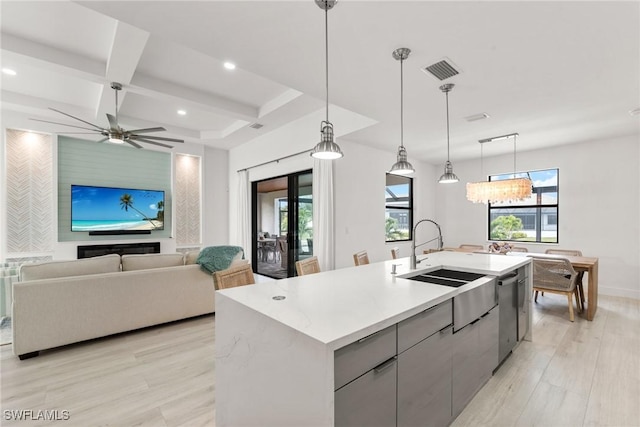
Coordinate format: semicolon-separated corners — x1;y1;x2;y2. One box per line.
236;148;312;173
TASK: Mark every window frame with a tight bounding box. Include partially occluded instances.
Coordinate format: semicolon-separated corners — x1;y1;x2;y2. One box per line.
487;168;559;244
385;173;413;242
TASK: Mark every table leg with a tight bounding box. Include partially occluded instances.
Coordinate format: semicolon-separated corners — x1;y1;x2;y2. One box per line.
586;261;598;321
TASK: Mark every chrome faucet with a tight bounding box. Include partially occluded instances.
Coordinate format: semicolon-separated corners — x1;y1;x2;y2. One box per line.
411;219;443;269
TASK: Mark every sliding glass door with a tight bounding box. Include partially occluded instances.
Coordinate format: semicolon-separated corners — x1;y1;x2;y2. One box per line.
252;170;312;278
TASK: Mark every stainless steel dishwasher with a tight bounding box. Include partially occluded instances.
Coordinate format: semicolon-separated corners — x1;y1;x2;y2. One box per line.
497;271;519;365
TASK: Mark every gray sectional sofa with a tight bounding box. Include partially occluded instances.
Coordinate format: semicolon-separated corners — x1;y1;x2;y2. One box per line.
12;252;224;359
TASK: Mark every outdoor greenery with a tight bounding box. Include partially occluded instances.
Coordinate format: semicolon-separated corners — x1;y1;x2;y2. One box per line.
490;215;527;240
386;217;409;241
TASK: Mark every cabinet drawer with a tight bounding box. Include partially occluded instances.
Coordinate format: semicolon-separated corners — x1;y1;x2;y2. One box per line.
398;299;452;353
335;324;396;390
335;357;397;427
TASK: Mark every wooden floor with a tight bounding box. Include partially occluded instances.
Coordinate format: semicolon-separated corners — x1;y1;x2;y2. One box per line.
1;294;638;426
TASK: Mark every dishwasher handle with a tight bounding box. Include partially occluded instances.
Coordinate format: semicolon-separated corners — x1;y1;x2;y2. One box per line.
498;274;518;287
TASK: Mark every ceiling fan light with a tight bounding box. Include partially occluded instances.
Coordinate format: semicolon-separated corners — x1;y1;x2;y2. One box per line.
108;133;124;144
438;160;459;183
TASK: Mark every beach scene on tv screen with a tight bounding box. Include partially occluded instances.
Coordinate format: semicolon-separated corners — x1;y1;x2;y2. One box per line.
71;186;164;231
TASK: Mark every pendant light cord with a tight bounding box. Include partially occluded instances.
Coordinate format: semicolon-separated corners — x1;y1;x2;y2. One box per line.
324;3;329;123
513;134;517;179
400;57;404;148
115;87;119;125
445;90;450;161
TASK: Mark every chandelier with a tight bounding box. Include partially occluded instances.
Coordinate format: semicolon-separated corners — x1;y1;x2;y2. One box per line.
466;133;532;204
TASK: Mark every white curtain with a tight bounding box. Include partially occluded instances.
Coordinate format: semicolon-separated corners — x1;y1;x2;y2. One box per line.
312;159;335;271
236;170;251;260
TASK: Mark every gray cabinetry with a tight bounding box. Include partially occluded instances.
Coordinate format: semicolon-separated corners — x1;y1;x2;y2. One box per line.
334;324;397;427
334;357;397;427
452;306;498;417
397;325;453;427
335;300;454;427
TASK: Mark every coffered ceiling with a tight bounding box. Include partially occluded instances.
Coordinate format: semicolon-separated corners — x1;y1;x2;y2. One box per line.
1;1;638;163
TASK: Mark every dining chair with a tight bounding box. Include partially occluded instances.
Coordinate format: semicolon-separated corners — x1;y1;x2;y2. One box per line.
353;250;370;266
545;249;585;311
277;238;288;268
459;244;484;252
510;246;529;253
531;256;581;321
295;256;321;276
213;263;256;290
391;247;400;260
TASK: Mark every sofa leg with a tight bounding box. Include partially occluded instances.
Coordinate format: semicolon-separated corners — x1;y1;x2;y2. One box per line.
18;351;39;360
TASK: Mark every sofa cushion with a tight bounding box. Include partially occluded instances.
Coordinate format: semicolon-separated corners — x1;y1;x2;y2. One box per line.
19;254;121;282
184;250;200;265
121;253;185;271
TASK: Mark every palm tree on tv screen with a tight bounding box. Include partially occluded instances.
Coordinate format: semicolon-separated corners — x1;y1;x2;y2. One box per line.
119;193;160;229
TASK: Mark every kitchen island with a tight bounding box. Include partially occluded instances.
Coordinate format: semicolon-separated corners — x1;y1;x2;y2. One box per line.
215;251;531;427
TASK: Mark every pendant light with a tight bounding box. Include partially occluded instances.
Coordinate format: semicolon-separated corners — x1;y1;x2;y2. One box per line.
389;48;414;175
438;83;459;183
311;0;343;160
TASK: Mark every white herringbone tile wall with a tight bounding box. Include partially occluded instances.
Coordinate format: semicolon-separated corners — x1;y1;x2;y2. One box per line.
5;130;53;254
174;154;201;247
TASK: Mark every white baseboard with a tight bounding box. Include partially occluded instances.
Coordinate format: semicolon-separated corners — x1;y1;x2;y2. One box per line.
598;285;640;301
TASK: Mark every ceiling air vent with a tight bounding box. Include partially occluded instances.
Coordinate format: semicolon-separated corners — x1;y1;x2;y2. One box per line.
422;58;460;81
249;123;264;129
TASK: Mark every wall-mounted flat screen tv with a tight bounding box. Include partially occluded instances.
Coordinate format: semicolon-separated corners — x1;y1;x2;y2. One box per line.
71;185;165;232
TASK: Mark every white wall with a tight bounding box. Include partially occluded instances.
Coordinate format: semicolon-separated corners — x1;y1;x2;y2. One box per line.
435;134;640;299
333;140;438;269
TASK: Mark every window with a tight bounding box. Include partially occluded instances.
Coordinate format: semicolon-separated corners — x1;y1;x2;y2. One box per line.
277;198;288;235
488;168;558;243
385;174;413;242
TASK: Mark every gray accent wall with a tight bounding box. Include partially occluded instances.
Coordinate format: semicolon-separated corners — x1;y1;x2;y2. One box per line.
58;137;172;241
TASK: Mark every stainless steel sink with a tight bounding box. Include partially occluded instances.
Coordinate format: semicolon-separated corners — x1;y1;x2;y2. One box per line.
407;269;485;288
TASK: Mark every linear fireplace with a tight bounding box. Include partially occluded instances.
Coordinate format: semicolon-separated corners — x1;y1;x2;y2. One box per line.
77;242;161;259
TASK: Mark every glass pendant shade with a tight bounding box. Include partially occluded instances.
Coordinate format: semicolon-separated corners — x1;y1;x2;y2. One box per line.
311;121;343;159
389;145;415;175
438;160;459;183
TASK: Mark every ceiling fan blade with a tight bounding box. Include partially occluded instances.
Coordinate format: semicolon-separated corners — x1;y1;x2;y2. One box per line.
96;138;108;143
129;134;184;143
132;137;174;149
49;108;104;131
125;140;143;149
126;127;166;134
106;114;119;131
29;118;103;132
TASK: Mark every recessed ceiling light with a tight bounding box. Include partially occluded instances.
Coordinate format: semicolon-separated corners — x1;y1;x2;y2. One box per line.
2;68;17;76
223;62;236;70
630;107;640;116
177;109;187;116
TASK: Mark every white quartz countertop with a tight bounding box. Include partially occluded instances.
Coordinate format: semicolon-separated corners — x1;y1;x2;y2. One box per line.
217;251;530;350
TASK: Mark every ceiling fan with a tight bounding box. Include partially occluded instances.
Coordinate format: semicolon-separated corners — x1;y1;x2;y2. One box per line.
30;82;184;149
